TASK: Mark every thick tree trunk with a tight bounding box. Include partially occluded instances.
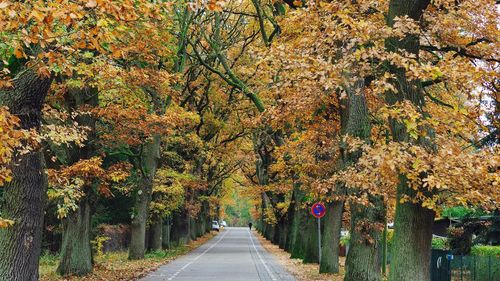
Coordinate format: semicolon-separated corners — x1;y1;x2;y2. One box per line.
288;187;304;255
0;70;52;281
291;200;307;259
129;136;161;260
302;211;320;264
385;1;434;280
57;198;92;276
344;197;385;281
56;87;98;276
339;76;383;280
320;200;344;273
389;181;434;281
277;217;288;249
171;210;189;246
129;179;151;259
149;218;163;252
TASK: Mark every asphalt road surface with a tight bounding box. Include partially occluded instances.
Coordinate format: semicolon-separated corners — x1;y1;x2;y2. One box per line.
140;227;296;281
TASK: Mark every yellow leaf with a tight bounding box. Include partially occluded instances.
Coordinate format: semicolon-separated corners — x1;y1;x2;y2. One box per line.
31;10;45;22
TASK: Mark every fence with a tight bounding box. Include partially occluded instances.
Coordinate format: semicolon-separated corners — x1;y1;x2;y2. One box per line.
431;249;500;281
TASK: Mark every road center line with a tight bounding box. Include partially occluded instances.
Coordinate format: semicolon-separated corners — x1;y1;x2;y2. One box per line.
167;229;231;281
249;230;277;281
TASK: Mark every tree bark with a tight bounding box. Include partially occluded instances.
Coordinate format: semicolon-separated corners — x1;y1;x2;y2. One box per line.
320;200;344;273
129;136;161;260
338;76;384;281
0;70;52;281
290;193;307;259
171;210;189;246
389;179;434;281
57;197;92;276
162;216;171;249
385;1;434;281
344;197;385;281
302;210;320;264
56;87;98;276
149;218;163;252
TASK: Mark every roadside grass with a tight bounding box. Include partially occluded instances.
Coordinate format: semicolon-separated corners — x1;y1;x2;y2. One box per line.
40;231;217;281
255;231;345;281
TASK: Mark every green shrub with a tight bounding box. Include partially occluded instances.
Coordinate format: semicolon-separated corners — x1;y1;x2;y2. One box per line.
471;245;500;257
340;234;350;246
432;237;448;250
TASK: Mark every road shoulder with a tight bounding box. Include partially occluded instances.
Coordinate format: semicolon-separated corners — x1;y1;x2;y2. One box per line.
254;231;345;281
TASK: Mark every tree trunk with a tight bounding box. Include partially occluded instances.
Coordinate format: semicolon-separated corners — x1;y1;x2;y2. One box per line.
149;218;163;252
288;187;305;255
189;217;197;241
57;198;92;276
339;76;382;280
0;70;52;281
162;216;171;249
291;199;307;259
56;87;98;276
129;136;161;260
320;200;344;273
302;211;320;264
171;210;189;246
278;217;288;249
129;179;151;259
388;179;435;281
385;1;434;280
344;197;385;281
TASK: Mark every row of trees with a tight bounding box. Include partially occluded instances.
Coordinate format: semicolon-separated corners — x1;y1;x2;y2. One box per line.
0;0;498;281
244;1;499;281
0;1;258;280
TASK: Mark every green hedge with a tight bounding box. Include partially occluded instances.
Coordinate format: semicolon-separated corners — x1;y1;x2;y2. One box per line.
471;245;500;257
432;237;448;250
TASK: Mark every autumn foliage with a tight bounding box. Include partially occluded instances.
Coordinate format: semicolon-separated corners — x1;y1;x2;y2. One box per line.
0;0;498;280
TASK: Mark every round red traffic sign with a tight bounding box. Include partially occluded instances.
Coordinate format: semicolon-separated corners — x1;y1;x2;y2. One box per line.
311;202;326;218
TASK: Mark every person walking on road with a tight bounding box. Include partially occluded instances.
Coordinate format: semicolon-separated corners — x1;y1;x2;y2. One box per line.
248;222;253;230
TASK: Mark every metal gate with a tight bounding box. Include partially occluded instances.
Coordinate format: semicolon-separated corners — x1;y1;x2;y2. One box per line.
431;249;451;281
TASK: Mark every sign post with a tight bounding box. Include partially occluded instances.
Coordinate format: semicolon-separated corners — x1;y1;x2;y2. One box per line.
311;202;326;265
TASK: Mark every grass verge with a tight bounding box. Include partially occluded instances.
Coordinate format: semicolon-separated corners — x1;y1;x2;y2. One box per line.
40;231;217;281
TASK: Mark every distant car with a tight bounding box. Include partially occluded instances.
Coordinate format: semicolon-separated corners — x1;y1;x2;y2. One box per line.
221;220;227;227
211;221;220;232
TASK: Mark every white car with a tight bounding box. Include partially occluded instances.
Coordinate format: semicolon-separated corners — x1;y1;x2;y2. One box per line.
211;221;220;232
221;220;227;227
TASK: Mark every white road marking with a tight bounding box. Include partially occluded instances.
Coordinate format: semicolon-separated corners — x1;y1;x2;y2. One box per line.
249;230;277;281
167;229;231;281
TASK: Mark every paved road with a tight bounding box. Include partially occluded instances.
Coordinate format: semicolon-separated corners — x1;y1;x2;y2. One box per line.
140;227;296;281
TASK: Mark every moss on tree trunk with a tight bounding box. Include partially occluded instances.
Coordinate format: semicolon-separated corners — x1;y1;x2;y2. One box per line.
57;198;93;276
56;87;98;276
388;179;434;281
162;216;171;249
320;201;344;273
291;198;307;259
344;198;385;281
129;136;161;260
385;1;434;280
302;211;320;264
149;218;163;252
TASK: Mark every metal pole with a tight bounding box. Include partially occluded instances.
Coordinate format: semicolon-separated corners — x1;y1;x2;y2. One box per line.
318;217;322;265
382;221;387;275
